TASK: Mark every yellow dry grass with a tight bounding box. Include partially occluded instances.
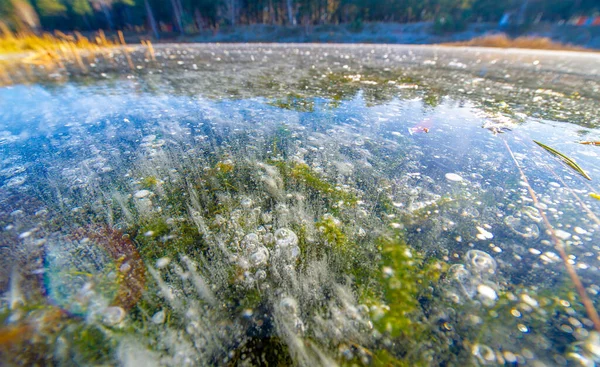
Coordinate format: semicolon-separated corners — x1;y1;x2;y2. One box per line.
446;33;588;52
0;23;156;85
0;23;118;59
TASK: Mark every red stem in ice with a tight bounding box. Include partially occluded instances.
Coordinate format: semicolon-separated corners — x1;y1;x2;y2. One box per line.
502;138;600;332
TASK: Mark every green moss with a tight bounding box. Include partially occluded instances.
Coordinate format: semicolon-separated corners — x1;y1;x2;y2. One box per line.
316;215;348;249
134;216;204;260
272;123;293;157
290;222;310;257
270;93;315;112
290;163;358;205
371;349;414;367
228;337;293;367
137;216;170;238
370;234;420;336
363;233;445;340
0;306;11;324
265;160;358;211
216;160;235;174
423;93;440;108
140;176;158;189
69;324;116;364
236;288;262;312
401;195;454;225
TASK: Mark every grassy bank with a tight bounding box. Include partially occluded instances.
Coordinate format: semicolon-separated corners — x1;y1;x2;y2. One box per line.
0;22;598;64
179;22;600;50
446;33;587;51
0;24;119;55
0;26;155;84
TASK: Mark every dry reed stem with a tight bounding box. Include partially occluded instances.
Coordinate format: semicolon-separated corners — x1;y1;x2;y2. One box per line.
141;40;148;59
118;30;134;70
98;30;108;46
503;137;600;331
69;42;86;72
117;30;126;46
74;31;85;42
0;63;12;85
542;162;600;227
146;40;155;61
514;131;600;227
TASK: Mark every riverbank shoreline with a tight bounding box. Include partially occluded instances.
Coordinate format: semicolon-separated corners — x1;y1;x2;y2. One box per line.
149;22;600;50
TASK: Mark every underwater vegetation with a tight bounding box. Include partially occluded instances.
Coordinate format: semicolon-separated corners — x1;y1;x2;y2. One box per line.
0;136;447;365
0;119;598;366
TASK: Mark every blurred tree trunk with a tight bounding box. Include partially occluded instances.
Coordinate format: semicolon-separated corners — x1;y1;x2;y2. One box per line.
286;0;295;25
517;0;529;24
100;1;113;30
194;8;203;31
229;0;236;26
82;13;91;30
170;0;184;34
269;0;275;24
144;0;158;38
10;0;40;31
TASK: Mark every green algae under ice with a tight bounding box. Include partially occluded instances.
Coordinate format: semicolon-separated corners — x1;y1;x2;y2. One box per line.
1;44;600;366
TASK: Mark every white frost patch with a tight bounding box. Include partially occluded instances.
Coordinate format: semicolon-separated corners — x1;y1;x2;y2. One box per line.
476;226;493;240
477;284;498;301
445;173;463;182
118;339;161;367
151;310;165;324
134;189;153;199
521;294;539;308
156;257;171;268
554;229;571;241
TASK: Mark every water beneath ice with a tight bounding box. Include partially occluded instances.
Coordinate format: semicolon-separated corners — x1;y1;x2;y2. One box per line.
1;44;600;366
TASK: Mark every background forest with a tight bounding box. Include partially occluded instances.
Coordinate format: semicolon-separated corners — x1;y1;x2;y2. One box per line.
0;0;599;37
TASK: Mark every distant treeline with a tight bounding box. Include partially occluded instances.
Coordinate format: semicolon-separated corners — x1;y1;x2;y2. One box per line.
1;0;599;36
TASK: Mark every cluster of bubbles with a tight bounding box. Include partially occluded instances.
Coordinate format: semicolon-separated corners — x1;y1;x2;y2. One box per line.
235;226;305;332
272;229;300;265
504;205;542;240
236;230;271;287
277;296;305;334
311;286;374;362
146;256;234;366
445;250;499;307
